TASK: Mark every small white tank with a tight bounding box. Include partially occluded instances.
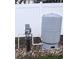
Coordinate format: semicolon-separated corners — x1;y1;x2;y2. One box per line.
41;13;62;49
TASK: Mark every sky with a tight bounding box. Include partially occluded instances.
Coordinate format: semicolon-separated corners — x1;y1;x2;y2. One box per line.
15;3;63;37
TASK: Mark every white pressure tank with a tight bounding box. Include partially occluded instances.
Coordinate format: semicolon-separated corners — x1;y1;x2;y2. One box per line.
41;13;62;49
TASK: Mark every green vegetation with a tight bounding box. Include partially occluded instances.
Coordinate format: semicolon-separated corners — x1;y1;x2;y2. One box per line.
37;56;63;59
20;56;63;59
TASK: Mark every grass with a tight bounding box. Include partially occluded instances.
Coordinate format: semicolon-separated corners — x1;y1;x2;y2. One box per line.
20;56;63;59
36;56;63;59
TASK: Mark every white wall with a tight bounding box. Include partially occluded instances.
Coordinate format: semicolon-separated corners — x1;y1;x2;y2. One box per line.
15;3;63;37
